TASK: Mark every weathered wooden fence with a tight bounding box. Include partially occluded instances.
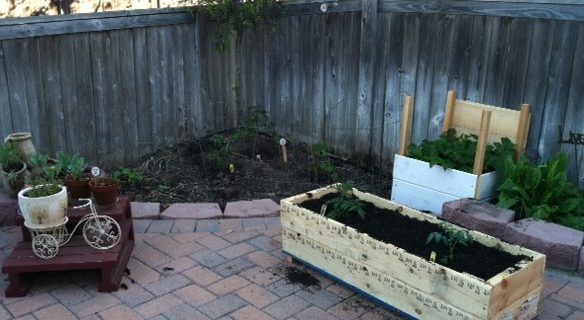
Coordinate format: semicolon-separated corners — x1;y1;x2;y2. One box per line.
0;0;583;187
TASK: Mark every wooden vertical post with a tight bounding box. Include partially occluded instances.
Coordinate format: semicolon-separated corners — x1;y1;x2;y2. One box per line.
514;104;531;161
473;110;492;199
399;96;414;156
354;0;378;162
442;90;457;133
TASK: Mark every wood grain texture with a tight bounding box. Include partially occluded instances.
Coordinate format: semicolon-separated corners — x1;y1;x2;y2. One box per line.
0;7;583;186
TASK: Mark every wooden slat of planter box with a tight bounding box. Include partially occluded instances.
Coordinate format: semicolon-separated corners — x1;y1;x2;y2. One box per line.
282;229;478;320
282;187;546;320
392;154;499;200
281;210;492;313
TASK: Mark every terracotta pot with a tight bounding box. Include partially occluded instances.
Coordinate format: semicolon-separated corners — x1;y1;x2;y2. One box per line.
4;132;36;166
64;174;91;200
89;178;120;207
1;161;27;198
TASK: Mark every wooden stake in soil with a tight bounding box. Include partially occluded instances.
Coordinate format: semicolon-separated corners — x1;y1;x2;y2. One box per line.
280;138;288;163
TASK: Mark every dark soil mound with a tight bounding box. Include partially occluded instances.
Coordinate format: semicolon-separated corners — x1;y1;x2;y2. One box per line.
120;130;391;207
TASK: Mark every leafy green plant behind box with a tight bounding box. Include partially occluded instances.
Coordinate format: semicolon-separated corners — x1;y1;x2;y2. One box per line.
497;153;584;231
308;142;339;182
324;182;367;221
0;142;24;172
407;128;516;174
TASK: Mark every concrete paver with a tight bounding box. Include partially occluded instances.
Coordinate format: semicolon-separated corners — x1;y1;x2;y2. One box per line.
1;217;583;320
130;202;160;219
162;203;222;220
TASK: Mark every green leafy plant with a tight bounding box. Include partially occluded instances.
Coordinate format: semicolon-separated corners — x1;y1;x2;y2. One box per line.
26;160;63;198
426;225;473;265
114;167;144;185
232;106;277;156
207;134;233;168
323;183;367;221
308;142;339;182
194;0;280;52
56;151;74;176
497;153;584;230
407;128;516;174
0;142;24;173
24;183;62;198
29;153;50;170
66;154;88;181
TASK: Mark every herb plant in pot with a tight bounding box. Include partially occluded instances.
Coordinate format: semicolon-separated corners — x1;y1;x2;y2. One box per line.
0;142;27;198
89;177;120;207
63;154;91;201
18;167;67;229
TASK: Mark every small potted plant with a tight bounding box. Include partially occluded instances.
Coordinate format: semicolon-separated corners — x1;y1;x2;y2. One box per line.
28;153;59;180
0;142;27;198
18;165;67;228
63;154;90;201
89;176;120;207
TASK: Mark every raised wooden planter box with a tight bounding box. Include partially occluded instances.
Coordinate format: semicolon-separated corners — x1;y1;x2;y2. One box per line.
281;186;546;320
391;154;500;215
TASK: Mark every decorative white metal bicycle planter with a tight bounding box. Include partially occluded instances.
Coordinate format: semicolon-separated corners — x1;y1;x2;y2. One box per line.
25;198;121;259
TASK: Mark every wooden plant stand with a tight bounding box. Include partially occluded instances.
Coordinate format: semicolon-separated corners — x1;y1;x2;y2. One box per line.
1;196;134;297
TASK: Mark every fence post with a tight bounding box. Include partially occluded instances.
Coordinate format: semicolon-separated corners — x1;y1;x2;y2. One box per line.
355;0;378;164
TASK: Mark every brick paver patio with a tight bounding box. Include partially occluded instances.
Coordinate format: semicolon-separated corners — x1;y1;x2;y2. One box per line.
1;217;583;320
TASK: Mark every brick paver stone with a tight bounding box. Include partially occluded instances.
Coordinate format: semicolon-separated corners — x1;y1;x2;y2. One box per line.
196;234;232;250
213;256;255;277
99;305;144;320
131;202;160;219
33;304;77;320
579;247;584;276
554;280;584;309
134;293;183;318
163;304;211;320
243;218;267;230
183;265;223;286
236;283;279;308
144;274;190;296
171;219;198;233
246;251;281;268
132;242;173;267
70;295;120;318
224;199;280;218
230;305;275;320
50;284;93;306
327;296;376;319
199;294;247;319
208;275;251;295
265;278;304;297
263;294;311;320
295;287;344;310
5;293;57;318
174;284;216;307
218;242;256;259
196;220;221;232
132;219;153;233
127;257;162;285
295;306;340;320
218;219;244;232
504;218;584;270
240;266;281;286
539;299;572;319
162;203;222;219
566;311;584;320
147;220;175;234
442;198;515;239
113;286;155;307
248;235;281;252
190;248;228;268
159;256;198;274
219;230;259;244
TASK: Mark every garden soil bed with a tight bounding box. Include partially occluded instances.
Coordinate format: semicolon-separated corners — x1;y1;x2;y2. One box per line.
118;131;391;209
300;193;526;280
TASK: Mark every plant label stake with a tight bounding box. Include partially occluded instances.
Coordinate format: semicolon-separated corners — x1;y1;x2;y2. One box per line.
91;166;101;177
279;138;288;163
320;204;327;216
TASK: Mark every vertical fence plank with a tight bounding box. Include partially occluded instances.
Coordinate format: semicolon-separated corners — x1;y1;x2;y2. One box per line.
0;43;13;139
538;20;578;163
370;12;390;166
22;39;50;152
133;27;153;157
146;26;164;149
118;28;139;164
466;15;489;102
310;14;326;143
522;20;555;159
501;18;533;110
39;35;66;155
183;19;205;138
399;12;420;140
381;12;404;170
56;35;78;154
561;24;584;187
447;15;474;98
355;0;378;161
3;40;30;133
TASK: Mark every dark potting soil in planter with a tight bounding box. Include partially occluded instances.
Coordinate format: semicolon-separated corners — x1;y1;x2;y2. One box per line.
300;193;527;280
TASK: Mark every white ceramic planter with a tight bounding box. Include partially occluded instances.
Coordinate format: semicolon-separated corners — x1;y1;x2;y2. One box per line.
391;154;500;215
18;185;68;229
